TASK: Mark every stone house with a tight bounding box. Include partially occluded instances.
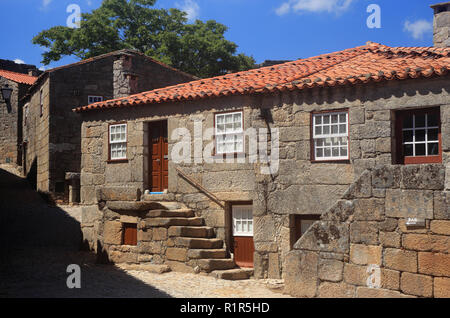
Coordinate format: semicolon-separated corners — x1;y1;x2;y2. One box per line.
0;60;40;167
74;3;449;296
22;50;195;202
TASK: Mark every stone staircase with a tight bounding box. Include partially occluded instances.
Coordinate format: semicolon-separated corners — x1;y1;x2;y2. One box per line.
143;198;253;280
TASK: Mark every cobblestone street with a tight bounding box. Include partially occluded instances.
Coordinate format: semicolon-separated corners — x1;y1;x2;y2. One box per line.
0;165;289;298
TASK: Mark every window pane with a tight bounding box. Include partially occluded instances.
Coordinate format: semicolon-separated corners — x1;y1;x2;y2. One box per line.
404;144;413;156
316;148;323;158
225;114;233;123
315;116;322;125
428;113;439;127
217;115;224;124
428;129;439;142
233;113;241;121
415;129;425;142
323;115;330;124
415;115;425;128
340;147;348;157
339;124;346;134
339;114;347;123
315;126;322;135
331;114;338;124
331;125;339;134
416;143;426;156
403;115;413;129
324;148;331;157
316;139;323;147
234;122;242;131
323;126;330;135
403;130;413;143
332;147;339;157
428;143;439;156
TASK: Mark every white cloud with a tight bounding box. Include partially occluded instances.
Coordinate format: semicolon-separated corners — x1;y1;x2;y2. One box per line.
39;66;47;71
14;59;25;65
276;0;355;16
177;0;200;22
42;0;52;7
404;20;433;40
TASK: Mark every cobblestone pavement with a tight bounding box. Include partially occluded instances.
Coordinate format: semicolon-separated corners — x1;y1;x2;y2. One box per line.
0;165;290;298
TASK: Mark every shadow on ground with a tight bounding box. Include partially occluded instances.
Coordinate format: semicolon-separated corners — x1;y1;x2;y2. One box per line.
0;167;171;298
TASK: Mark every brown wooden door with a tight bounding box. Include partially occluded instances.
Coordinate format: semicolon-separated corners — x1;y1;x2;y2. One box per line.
232;205;254;268
149;121;168;192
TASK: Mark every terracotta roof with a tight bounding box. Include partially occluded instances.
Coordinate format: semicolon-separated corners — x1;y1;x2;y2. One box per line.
0;69;37;85
74;42;450;113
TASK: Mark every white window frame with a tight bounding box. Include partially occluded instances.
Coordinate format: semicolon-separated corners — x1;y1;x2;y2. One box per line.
232;205;253;237
109;123;127;160
88;96;103;104
312;111;349;161
402;113;439;157
215;111;244;155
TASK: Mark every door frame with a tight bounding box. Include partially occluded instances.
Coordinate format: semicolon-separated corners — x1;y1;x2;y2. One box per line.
147;119;169;193
229;201;254;268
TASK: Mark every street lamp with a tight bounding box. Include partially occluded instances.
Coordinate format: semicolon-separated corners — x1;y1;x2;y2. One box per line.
1;84;13;102
1;84;13;113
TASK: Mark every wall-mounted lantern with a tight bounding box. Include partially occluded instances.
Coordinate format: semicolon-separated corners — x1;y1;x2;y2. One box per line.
1;84;13;113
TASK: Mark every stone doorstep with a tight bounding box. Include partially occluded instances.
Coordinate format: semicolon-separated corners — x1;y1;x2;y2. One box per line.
116;263;171;274
211;268;254;280
175;237;224;249
168;226;215;238
144;217;204;228
196;258;236;272
187;249;228;259
107;201;167;212
147;209;194;218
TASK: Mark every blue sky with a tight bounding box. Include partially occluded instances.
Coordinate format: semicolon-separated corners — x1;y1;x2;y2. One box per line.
0;0;438;71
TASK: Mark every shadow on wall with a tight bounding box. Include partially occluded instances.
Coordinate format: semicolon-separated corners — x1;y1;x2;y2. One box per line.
0;168;171;298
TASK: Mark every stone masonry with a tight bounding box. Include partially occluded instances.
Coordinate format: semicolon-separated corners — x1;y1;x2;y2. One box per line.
284;164;450;298
78;74;450;283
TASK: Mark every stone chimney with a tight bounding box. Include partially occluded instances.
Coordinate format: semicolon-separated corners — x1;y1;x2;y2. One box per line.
28;69;39;77
431;2;450;47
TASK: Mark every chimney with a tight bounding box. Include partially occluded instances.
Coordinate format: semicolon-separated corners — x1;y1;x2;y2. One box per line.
431;2;450;47
28;69;39;77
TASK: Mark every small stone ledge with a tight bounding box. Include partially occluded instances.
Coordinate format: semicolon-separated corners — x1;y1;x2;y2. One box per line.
116;263;171;274
106;200;167;212
96;186;141;202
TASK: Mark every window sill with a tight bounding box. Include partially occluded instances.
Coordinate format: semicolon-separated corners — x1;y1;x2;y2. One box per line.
403;155;442;165
107;159;129;164
311;159;350;164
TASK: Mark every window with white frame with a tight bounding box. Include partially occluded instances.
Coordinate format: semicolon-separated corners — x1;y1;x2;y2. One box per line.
88;96;103;104
215;111;244;154
398;108;441;164
109;123;127;160
232;205;253;237
312;111;349;161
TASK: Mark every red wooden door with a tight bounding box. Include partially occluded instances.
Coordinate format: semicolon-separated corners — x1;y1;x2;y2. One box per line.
232;205;254;268
150;121;168;192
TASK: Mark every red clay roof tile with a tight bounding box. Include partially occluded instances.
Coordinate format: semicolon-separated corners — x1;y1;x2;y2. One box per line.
0;69;37;85
74;43;450;113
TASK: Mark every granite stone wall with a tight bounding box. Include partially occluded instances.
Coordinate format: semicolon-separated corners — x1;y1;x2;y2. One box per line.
284;164;449;298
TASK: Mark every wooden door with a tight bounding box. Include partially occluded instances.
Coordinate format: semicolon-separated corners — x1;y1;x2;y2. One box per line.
149;121;168;192
232;205;254;268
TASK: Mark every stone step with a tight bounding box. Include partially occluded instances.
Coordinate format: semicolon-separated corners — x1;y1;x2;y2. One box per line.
211;268;254;280
197;258;236;272
144;217;203;228
168;226;215;238
175;237;223;249
187;249;227;259
147;209;195;218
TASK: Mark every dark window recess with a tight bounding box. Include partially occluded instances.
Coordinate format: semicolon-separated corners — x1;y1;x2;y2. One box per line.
122;223;137;246
293;215;321;245
55;182;65;193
